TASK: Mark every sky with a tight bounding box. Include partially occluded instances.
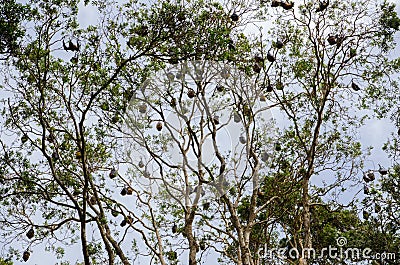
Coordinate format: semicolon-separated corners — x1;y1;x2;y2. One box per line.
3;0;400;264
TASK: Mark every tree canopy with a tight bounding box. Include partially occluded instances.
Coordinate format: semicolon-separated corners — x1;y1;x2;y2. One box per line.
0;0;399;264
0;0;31;59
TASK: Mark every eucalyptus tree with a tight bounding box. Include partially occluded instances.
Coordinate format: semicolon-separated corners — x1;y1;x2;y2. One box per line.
0;0;250;264
236;0;400;264
1;0;399;265
104;2;271;265
113;0;400;263
0;0;147;262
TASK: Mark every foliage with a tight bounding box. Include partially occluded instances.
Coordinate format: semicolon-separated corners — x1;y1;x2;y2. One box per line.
0;258;12;265
0;0;399;264
0;0;31;58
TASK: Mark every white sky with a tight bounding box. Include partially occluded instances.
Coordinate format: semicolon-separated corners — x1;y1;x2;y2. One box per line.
4;0;400;264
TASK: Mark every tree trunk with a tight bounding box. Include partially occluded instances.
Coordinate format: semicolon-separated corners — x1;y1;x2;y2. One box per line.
301;175;312;265
186;222;197;265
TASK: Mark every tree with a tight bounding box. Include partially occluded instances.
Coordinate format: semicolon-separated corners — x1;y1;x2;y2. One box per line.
0;0;252;264
0;0;400;265
222;0;400;264
0;0;31;59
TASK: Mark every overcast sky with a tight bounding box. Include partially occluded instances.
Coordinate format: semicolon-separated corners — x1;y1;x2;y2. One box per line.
4;0;400;264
